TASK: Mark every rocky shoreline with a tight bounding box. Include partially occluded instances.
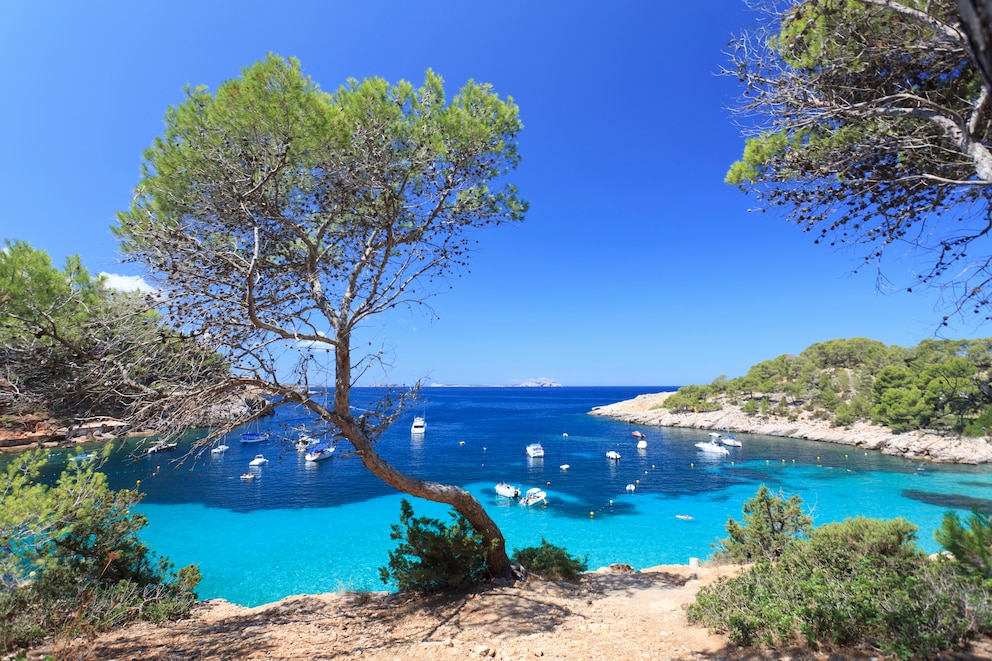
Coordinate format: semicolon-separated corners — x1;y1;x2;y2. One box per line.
590;391;992;464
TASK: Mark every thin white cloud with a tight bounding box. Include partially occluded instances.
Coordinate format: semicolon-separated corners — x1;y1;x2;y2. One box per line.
100;272;155;293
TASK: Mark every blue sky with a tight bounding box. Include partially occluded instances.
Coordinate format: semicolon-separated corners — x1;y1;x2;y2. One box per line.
1;1;983;387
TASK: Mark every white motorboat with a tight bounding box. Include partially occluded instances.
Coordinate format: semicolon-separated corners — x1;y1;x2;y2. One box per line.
636;440;647;450
495;482;520;498
606;450;621;461
210;444;230;454
723;433;742;447
248;454;269;466
560;464;570;471
525;443;545;458
296;433;319;451
695;441;730;455
519;487;547;506
69;453;95;462
305;443;335;462
146;441;177;454
411;416;426;434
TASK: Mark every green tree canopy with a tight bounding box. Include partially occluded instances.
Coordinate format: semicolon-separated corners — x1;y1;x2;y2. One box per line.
114;55;526;579
727;0;992;322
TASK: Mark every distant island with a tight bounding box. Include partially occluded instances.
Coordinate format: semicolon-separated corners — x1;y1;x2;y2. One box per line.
430;379;562;388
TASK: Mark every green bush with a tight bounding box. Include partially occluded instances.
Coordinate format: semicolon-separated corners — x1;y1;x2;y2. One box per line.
935;509;992;577
689;495;992;660
712;485;811;563
0;449;200;653
379;499;487;593
511;538;587;579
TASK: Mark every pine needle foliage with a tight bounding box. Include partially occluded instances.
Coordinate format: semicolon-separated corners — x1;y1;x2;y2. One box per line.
379;499;488;593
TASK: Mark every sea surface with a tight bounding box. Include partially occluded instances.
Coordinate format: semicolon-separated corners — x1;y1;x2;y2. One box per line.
21;386;992;606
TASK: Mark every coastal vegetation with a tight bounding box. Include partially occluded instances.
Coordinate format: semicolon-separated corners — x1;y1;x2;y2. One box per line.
380;501;587;592
0;240;227;436
0;449;199;653
662;337;992;435
689;488;992;659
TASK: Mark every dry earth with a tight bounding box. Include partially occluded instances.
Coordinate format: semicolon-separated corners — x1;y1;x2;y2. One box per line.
24;564;992;661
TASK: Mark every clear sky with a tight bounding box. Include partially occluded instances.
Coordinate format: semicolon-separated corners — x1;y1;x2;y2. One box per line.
1;1;984;387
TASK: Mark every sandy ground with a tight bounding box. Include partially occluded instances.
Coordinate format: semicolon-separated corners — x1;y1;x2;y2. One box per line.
25;564;992;661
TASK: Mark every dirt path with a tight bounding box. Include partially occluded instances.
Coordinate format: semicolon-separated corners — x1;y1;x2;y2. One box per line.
32;563;988;661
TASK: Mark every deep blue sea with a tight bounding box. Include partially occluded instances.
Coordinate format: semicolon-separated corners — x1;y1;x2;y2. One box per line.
21;386;992;606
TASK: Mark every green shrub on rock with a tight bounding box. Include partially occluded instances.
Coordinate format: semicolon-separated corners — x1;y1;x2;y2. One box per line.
511;538;587;579
689;488;992;660
0;449;200;653
379;499;487;593
712;485;812;563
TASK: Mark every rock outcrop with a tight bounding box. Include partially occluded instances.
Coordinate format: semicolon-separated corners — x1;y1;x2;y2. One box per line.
590;392;992;464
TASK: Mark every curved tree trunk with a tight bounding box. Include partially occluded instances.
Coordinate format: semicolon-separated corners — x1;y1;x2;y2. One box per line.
328;339;512;580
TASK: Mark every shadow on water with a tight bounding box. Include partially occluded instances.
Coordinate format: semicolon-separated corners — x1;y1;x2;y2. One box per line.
902;489;992;511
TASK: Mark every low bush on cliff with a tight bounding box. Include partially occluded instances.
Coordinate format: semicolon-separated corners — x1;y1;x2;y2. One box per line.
689;488;992;659
0;449;200;653
511;538;587;579
379;499;488;593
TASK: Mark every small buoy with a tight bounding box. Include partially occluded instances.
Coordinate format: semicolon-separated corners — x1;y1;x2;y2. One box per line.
635;479;640;484
792;459;796;463
459;441;465;445
782;459;785;463
590;511;594;517
136;479;141;486
731;461;734;466
546;481;551;486
609;500;613;505
690;463;694;468
845;454;848;459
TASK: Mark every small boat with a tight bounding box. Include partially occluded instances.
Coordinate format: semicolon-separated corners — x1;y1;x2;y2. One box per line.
722;433;742;447
626;483;636;492
296;432;318;451
305;443;335;462
519;487;547;506
695;441;730;455
525;443;545;458
636;440;647;450
632;431;646;439
69;453;96;462
676;514;693;521
146;441;177;454
240;472;255;480
606;450;621;461
560;464;570;471
411;416;426;434
248;454;269;466
241;431;268;444
210;444;230;454
495;482;520;498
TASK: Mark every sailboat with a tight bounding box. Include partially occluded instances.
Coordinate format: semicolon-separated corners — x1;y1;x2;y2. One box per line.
241;417;269;443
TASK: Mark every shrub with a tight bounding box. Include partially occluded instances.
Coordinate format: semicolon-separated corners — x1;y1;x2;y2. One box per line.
689;507;992;660
935;509;992;577
712;485;811;563
379;499;487;593
0;449;200;653
511;538;587;579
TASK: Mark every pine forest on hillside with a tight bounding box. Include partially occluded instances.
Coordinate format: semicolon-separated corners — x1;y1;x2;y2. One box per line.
663;338;992;436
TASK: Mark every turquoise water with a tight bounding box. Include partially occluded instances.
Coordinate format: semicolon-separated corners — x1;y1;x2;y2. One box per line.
24;387;992;606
